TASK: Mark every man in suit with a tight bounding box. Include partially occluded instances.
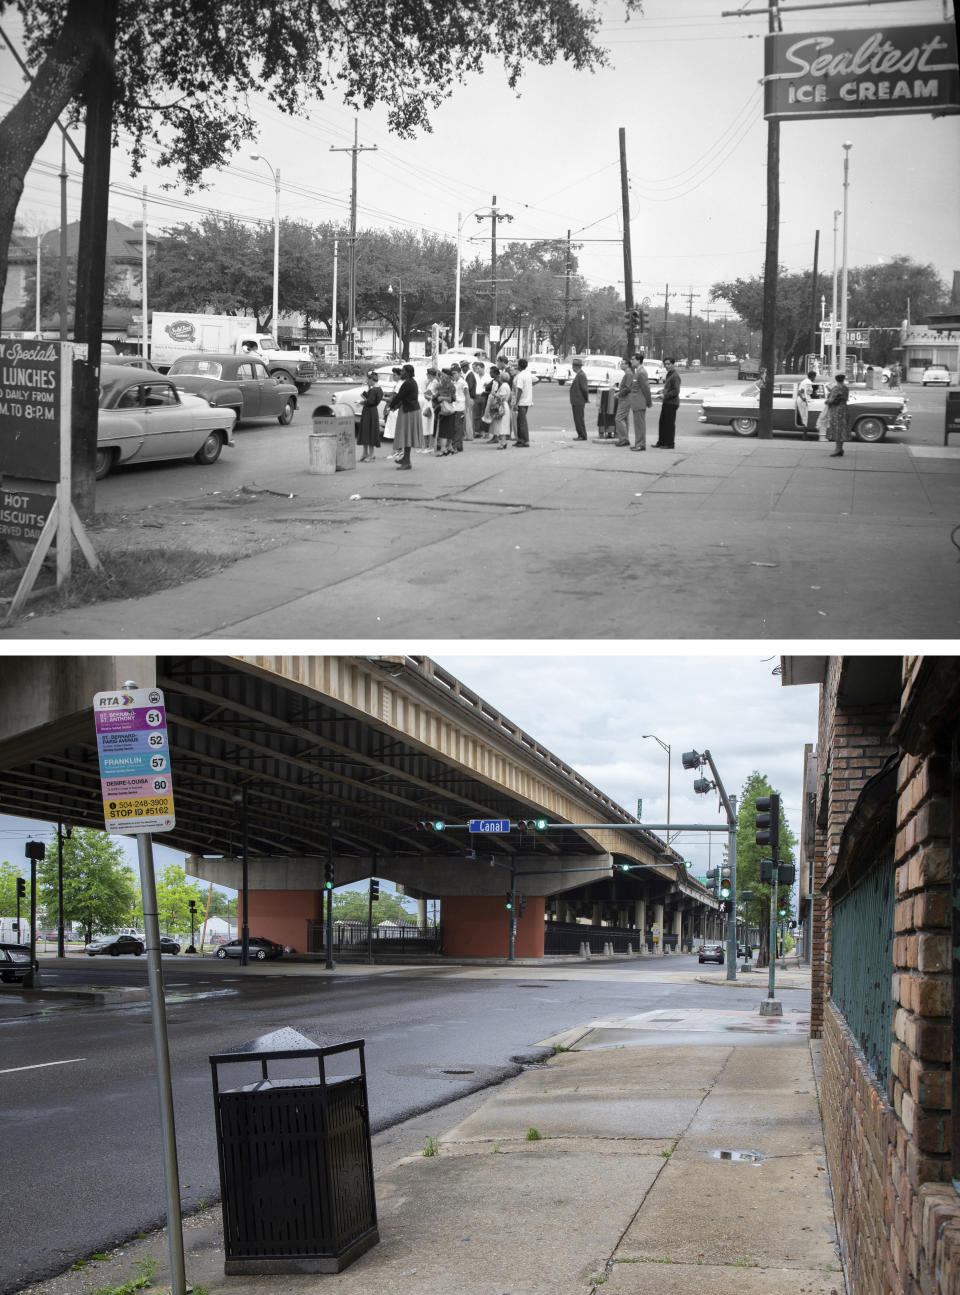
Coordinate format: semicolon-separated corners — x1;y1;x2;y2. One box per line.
654;357;681;448
569;357;589;440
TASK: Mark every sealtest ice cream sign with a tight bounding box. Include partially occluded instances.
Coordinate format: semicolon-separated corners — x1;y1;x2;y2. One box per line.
764;23;959;120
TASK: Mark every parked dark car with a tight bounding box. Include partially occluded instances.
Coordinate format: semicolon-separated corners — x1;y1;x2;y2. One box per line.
698;942;725;965
215;936;284;961
167;353;298;426
0;942;32;982
159;936;181;955
85;933;145;956
97;364;237;479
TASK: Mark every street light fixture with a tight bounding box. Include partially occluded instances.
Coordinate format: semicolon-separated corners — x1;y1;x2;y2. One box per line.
642;734;671;842
682;749;739;981
250;153;280;336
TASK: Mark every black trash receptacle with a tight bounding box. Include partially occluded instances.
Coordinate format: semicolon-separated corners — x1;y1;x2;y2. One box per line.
945;389;960;445
210;1027;378;1275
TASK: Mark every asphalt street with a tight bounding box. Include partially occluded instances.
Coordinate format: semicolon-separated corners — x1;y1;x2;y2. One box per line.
0;954;810;1292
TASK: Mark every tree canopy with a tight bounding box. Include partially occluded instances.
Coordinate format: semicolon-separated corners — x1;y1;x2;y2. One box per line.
733;771;796;968
36;826;137;943
0;0;641;310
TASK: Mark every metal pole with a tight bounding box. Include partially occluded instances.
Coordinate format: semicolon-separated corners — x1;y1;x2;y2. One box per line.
240;785;249;966
367;865;375;966
136;831;186;1295
839;142;852;375
619;128;635;355
331;238;338;358
830;209;840;372
141;186;148;358
57;822;67;958
508;858;517;962
726;794;738;981
767;866;779;1000
758;0;781;436
272;167;280;336
325;807;334;970
809;228;819;365
454;212;463;346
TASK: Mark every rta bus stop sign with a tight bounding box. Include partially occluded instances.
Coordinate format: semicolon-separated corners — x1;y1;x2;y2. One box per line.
94;688;176;833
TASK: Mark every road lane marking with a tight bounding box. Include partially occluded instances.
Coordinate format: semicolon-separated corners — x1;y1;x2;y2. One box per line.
0;1058;85;1075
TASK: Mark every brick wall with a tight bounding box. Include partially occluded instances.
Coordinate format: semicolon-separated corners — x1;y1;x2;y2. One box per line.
813;656;958;1295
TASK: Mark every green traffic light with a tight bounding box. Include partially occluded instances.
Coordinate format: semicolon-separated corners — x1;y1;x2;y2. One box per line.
432;820;446;832
533;817;548;830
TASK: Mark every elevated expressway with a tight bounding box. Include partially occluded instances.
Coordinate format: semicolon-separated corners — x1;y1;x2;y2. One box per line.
0;654;719;957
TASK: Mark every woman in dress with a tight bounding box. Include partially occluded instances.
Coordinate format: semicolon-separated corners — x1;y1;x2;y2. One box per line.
481;365;512;449
823;373;851;458
435;367;457;456
357;371;383;462
385;363;424;470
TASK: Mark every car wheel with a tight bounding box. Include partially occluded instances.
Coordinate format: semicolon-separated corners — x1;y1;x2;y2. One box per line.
731;416;759;436
255;949;267;960
109;946;120;956
1;970;14;983
296;382;311;396
194;432;224;465
278;398;295;426
853;416;886;443
95;447;116;480
88;951;96;956
134;944;144;955
216;948;227;959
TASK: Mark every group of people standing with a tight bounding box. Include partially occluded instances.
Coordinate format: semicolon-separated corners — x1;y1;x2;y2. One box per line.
354;355;537;470
795;369;852;457
568;354;682;448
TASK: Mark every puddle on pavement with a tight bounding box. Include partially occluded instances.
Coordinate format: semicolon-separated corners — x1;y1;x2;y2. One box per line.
709;1149;767;1162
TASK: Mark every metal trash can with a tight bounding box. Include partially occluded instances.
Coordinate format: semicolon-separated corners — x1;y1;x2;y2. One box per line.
945;389;960;446
310;408;356;474
210;1027;378;1275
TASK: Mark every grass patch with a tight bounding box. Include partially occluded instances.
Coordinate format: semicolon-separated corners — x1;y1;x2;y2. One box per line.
2;548;236;621
422;1135;440;1157
89;1257;158;1295
525;1127;543;1141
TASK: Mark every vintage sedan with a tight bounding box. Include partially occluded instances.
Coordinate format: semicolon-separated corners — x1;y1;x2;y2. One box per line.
575;354;624;392
698;375;911;442
167;353;298;426
326;363;435;441
97;365;237;479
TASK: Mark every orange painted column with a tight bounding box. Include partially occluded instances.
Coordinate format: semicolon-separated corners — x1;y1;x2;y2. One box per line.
245;889;324;953
441;895;545;958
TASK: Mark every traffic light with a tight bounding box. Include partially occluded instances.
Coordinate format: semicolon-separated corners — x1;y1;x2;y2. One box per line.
16;876;26;899
778;904;787;918
517;894;527;916
324;861;335;890
755;793;780;858
505;894;514;910
760;858;774;883
638;307;649;333
778;862;797;886
719;866;731;900
722;899;733;915
617;862;633;872
516;818;548;832
415;819;445;832
704;867;719;896
370;878;380;902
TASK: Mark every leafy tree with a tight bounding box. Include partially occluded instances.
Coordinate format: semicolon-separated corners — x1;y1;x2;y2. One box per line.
733;772;796;968
355;228;459;359
0;860;26;916
154;862;207;936
205;889;237;920
0;0;640;314
710;271;816;369
36;827;137;944
332;888;415;924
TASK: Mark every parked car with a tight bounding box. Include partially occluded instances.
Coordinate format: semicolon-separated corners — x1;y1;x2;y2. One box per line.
167;353;298;426
159;936;181;955
638;357;667;384
85;933;145;956
575;354;624;392
215;936;284;961
698;375;911;442
737;357;763;380
97;364;237;479
698;943;725;965
921;364;951;386
108;354;159;371
527;354;558;382
554;356;573;385
0;942;31;982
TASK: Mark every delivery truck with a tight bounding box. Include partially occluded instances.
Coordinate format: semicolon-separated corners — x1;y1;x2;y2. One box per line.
150;313;317;392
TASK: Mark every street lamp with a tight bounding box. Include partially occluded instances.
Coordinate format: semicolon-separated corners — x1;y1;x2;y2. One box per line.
642;734;671;843
250;153;280;336
838;141;852;376
682;749;739;982
388;279;403;359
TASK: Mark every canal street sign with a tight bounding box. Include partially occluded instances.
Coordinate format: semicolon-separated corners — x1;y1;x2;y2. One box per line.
94;688;176;834
468;818;511;834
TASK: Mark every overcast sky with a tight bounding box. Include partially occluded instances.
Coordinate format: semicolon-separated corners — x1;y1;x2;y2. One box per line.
5;0;958;314
0;651;821;887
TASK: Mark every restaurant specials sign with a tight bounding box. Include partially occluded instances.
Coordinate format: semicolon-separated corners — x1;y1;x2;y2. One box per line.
764;22;959;120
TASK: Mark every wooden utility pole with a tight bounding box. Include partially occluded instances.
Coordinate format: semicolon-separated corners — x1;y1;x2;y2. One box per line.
474;196;513;358
619;128;636;355
71;0;118;518
757;0;782;436
663;284;670;356
809;229;820;366
330;121;376;361
684;289;696;366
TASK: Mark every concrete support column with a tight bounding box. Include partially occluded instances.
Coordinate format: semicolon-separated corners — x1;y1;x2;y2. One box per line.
653;900;664;956
592;902;602;925
672;907;683;952
635;897;646;947
417;897;428;935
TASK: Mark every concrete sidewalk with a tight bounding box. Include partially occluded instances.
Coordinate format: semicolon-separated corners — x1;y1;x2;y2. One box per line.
20;992;843;1295
5;431;958;638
